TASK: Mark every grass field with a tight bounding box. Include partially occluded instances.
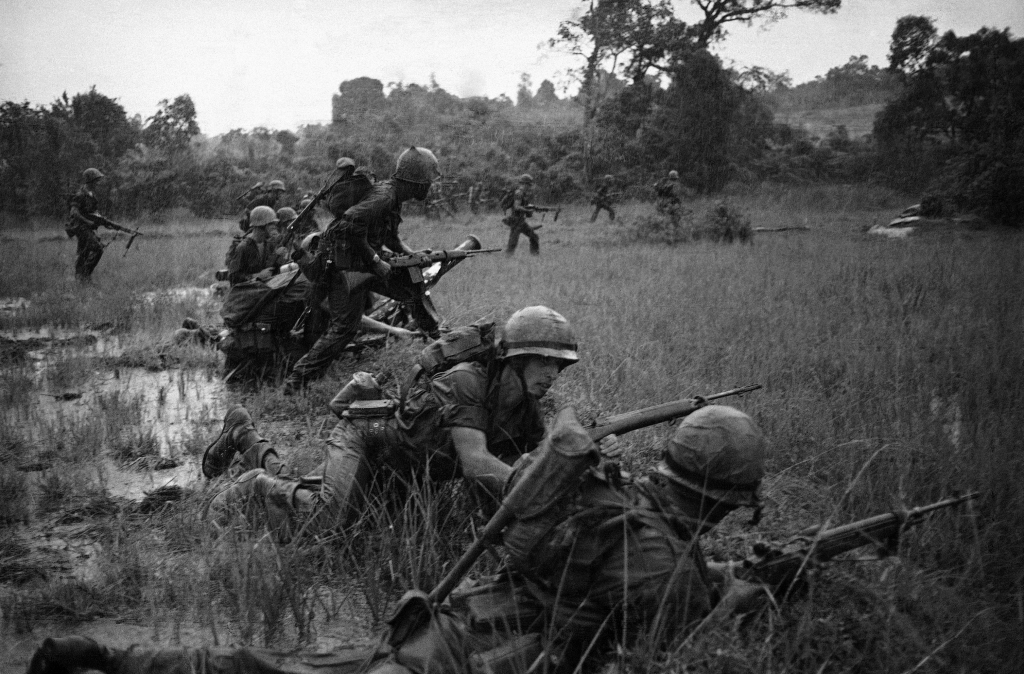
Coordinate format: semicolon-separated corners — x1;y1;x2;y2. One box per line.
1;185;1021;672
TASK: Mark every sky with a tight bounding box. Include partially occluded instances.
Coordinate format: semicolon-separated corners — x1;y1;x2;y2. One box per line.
1;0;1021;135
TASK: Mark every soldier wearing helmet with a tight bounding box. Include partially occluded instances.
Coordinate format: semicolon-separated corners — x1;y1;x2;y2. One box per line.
225;205;280;285
30;403;762;674
239;179;287;232
655;169;683;218
65;168;108;281
198;306;611;542
504;173;541;255
590;174;617;223
285;146;443;391
502;403;766;668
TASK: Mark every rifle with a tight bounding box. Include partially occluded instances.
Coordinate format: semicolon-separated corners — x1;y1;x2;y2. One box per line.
235;182;264;203
280;170;349;250
384;247;502;283
93;214;143;256
530;205;561;222
422;384;762;609
736;492;979;600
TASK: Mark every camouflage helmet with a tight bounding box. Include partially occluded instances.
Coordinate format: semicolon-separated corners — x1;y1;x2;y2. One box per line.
393;146;441;185
268;180;286;191
668;170;679;180
336;157;356;170
83;168;104;183
519;173;534;185
276;207;298;223
248;205;279;229
500;306;578;365
298;198;314;211
657;405;765;508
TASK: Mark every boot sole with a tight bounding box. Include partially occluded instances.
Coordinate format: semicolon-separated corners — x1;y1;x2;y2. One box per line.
202;405;248;479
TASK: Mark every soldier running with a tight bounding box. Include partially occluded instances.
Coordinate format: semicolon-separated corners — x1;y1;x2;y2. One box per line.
283;147;443;392
504;173;540;256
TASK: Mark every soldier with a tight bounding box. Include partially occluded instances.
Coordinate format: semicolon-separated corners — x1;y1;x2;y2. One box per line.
204;306;596;539
468;180;485;214
283;146;443;392
239;179;286;232
590;174;616;222
225;205;278;286
505;173;540;256
655;169;682;216
65;168;108;281
24;406;765;674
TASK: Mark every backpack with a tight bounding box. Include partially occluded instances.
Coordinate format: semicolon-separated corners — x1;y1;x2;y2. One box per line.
498;188;516;213
325;173;375;218
655;179;673;199
400;321;499;405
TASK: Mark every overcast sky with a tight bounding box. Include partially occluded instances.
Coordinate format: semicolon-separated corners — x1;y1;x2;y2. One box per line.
1;0;1021;135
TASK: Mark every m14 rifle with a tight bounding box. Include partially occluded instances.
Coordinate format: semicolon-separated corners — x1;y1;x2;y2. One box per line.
530;205;561;221
92;214;144;257
736;492;980;599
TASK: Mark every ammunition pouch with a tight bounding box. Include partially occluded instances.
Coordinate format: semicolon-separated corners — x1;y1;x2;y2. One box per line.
218;324;278;355
343;400;399;456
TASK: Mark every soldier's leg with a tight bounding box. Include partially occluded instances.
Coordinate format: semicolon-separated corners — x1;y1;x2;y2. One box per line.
590;206;600;223
608;205;616;221
525;225;540;255
203;405;287;479
505;220;521;255
375;274;440;339
81;230;104;278
285;272;365;391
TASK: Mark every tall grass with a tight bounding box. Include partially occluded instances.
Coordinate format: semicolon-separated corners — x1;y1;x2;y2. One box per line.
1;186;1021;670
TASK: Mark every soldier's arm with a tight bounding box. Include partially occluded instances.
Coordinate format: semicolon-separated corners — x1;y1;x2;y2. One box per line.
342;201;382;268
512;189;532;215
451;426;513;500
69;197;98;229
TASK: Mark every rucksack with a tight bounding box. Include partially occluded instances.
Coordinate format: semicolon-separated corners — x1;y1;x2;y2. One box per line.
325;173;375;218
498;188;516;213
399;321;499;405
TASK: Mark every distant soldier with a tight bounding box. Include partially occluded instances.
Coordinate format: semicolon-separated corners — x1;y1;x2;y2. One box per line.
468;181;486;214
590;174;616;222
64;168;140;281
504;173;540;256
238;179;286;232
225;206;278;286
655;169;682;215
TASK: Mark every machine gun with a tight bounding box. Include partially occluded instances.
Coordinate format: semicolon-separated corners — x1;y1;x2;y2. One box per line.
736;492;980;600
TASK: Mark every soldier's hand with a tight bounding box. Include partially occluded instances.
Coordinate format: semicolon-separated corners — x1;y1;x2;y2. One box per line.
599;433;623;459
373;258;392;278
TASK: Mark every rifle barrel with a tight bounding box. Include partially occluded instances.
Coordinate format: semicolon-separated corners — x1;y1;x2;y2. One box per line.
589;384;762;441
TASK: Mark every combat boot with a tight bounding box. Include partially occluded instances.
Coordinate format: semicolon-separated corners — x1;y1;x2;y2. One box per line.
202;404;258;478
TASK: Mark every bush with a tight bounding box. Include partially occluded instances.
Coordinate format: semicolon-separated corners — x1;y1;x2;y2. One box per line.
701;201;753;243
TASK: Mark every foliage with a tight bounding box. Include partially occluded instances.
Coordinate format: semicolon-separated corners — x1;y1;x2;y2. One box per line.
142;95;200;153
874;18;1024;225
768;55;901;112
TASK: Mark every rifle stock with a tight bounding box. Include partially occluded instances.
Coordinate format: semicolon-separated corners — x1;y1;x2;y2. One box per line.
738;492;979;597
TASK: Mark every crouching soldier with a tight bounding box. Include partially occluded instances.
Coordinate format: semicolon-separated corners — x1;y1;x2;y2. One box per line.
25;405;766;674
202;306;600;540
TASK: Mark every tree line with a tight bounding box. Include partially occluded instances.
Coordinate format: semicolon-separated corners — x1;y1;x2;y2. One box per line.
0;2;1020;226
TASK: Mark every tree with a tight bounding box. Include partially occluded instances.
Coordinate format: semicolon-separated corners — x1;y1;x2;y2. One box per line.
516;73;534;108
535;80;560;106
332;78;385;122
692;0;841;47
143;94;200;152
68;87;139;160
888;15;937;76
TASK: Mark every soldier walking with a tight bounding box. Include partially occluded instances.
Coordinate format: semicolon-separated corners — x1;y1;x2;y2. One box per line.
504;173;540;255
590;174;616;222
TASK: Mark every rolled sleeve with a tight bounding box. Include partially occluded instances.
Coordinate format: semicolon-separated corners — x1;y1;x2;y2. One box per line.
431;367;491;431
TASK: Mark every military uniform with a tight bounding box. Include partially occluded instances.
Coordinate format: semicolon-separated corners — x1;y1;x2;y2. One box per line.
208;360;544;539
239;191;282;232
225;234;274;286
285;180;440;388
590;184;616;223
505;185;539;255
67;185;105;280
655;177;681;216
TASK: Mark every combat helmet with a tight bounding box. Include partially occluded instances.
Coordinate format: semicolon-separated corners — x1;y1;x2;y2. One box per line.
268;180;286;191
604;174;614;182
83;168;104;183
500;306;578;366
667;170;679;180
336;157;356;171
393;146;441;185
657;405;765;508
249;205;279;229
518;173;534;185
276;207;298;224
